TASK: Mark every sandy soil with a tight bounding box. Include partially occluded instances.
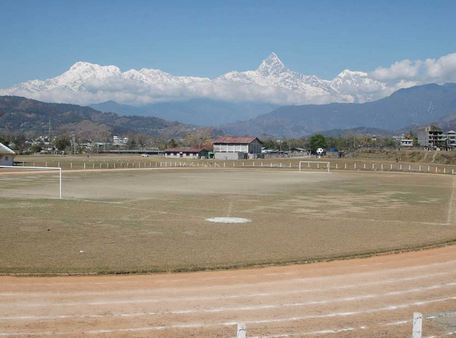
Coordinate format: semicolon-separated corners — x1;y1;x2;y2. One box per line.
1;246;456;337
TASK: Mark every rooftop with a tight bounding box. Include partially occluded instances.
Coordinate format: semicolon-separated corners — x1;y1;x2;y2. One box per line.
0;142;15;155
213;136;260;144
164;147;208;153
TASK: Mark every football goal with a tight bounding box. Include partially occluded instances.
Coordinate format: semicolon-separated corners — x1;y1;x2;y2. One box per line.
298;161;331;172
0;165;62;199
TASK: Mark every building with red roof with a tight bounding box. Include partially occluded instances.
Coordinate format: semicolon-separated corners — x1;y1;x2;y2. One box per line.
213;136;263;160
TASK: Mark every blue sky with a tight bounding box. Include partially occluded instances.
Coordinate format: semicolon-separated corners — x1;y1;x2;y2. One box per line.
1;0;456;87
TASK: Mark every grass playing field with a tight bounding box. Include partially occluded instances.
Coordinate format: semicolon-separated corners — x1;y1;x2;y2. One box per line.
1;167;456;274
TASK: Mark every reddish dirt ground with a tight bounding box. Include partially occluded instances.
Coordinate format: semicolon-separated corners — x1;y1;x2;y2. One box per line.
1;246;456;337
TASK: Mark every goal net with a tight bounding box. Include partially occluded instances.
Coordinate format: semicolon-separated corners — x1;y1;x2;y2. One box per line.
0;165;62;199
298;161;330;172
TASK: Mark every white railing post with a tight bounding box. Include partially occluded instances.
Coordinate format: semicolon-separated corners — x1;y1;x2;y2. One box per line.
237;323;246;338
412;312;422;338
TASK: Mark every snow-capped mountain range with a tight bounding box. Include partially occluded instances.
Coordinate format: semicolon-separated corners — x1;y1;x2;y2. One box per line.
1;52;455;107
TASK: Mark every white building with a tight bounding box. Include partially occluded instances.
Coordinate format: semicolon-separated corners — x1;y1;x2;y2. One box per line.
417;126;446;148
213;136;263;160
0;142;16;166
164;147;209;159
447;130;456;148
400;138;414;147
113;136;129;146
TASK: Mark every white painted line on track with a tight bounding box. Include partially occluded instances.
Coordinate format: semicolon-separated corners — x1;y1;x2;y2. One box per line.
2;281;456;321
251;319;412;337
1;295;455;336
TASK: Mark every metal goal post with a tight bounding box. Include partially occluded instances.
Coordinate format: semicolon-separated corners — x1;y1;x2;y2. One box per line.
0;165;62;199
298;161;330;172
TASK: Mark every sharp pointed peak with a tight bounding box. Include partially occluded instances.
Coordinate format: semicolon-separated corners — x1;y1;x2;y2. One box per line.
264;52;284;64
257;52;286;75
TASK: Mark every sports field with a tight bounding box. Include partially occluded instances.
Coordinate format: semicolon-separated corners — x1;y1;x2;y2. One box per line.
1;167;456;274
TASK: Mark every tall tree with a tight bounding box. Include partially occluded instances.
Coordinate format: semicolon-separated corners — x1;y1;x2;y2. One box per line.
309;134;327;152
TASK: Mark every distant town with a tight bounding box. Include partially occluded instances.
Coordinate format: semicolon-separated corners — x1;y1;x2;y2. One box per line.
1;124;455;167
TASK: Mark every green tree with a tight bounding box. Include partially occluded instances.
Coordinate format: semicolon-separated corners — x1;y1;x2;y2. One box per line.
309;134;327;152
168;138;178;148
54;136;71;151
30;144;43;153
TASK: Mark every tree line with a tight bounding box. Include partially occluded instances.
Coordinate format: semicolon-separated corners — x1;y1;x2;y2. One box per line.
0;130;399;154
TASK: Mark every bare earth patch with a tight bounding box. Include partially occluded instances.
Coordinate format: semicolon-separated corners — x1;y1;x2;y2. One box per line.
0;168;455;274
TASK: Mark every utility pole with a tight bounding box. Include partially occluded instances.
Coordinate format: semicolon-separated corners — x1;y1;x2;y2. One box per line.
48;119;52;141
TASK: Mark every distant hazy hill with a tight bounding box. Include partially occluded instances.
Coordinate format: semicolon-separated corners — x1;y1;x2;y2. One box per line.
0;96;201;139
223;83;456;137
91;99;278;126
320;127;393;138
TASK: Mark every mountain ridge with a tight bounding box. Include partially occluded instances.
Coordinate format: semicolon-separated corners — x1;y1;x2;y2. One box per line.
222;83;456;137
0;53;398;108
0;96;207;139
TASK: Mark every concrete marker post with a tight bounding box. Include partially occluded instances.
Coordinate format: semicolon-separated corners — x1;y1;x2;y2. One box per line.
237;323;246;338
412;312;422;338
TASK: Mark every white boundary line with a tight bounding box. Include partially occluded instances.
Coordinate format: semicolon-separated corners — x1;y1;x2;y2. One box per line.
1;295;455;336
1;280;456;321
0;165;62;199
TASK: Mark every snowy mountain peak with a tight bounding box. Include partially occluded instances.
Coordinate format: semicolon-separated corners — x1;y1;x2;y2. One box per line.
2;51;444;106
337;69;368;78
257;52;286;75
67;61;121;76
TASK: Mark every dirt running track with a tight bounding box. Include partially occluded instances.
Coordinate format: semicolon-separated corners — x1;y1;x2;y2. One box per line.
1;246;456;337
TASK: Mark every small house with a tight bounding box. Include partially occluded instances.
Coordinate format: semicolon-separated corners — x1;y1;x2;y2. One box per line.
0;143;16;166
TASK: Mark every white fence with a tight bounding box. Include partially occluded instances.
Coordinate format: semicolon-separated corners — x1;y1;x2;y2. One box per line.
15;159;456;176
